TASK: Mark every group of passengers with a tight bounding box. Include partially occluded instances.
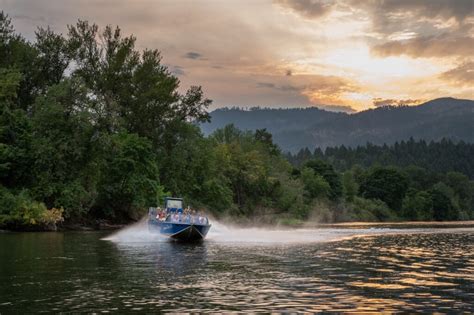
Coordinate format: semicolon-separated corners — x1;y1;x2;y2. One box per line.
155;206;208;225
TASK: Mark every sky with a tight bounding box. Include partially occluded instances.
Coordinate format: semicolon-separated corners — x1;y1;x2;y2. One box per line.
1;0;473;112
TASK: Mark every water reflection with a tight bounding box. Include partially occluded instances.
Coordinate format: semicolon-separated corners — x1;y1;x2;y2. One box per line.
0;230;473;312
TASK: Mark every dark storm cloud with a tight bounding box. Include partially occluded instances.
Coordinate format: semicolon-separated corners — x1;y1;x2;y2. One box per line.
372;34;474;58
183;51;203;60
275;0;337;19
372;98;423;107
440;62;474;86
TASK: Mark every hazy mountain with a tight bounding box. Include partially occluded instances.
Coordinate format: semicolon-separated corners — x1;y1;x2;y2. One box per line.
201;98;474;152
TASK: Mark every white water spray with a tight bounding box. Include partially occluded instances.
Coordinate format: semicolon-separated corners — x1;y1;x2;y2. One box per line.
102;217;437;244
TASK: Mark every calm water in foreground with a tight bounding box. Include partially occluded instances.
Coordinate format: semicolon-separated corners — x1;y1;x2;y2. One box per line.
1;222;473;313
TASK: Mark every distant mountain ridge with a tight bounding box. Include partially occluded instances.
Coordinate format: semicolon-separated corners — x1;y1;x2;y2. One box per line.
201;98;474;152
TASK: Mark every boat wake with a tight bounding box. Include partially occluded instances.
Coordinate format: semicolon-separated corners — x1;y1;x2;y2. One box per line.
206;221;406;244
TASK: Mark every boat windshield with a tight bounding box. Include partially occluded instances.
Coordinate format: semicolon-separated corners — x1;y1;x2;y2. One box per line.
166;199;183;210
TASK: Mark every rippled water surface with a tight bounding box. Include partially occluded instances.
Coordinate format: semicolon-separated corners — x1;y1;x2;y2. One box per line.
1;223;473;312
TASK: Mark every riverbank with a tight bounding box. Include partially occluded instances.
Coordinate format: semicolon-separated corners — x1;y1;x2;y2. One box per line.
3;214;474;233
0;219;128;232
304;220;474;229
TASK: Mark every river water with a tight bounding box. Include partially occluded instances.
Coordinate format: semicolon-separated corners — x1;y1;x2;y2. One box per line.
1;221;473;313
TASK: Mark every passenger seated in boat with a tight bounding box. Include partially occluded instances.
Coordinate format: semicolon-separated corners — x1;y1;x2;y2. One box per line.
155;207;162;219
196;212;203;224
159;210;166;221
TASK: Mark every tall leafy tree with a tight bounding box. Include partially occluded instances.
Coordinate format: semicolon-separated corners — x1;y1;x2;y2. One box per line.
359;167;408;211
304;159;342;200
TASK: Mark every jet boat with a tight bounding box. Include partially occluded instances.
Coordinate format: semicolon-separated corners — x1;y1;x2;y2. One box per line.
148;197;211;242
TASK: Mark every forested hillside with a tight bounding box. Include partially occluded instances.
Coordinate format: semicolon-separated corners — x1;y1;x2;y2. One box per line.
288;139;474;179
202;98;474;152
1;12;473;230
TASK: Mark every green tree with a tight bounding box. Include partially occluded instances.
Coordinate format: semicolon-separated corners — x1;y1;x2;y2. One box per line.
96;132;163;220
255;128;279;156
66;21;210;142
402;189;433;220
445;172;473;214
342;171;357;202
359;167;408;211
430;182;458;221
0;106;33;189
350;196;396;222
304;159;342;200
28;79;97;216
301;167;330;199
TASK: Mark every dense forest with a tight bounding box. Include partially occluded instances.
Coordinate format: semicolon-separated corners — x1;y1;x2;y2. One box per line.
288;139;474;179
1;13;473;230
202;98;474;152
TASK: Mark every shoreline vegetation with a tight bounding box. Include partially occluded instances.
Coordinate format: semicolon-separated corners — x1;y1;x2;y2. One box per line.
1;13;473;232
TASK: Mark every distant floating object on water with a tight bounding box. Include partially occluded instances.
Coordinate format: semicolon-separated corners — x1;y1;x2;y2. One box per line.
147;197;211;242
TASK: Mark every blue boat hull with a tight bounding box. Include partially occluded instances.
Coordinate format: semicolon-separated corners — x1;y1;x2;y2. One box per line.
148;220;211;242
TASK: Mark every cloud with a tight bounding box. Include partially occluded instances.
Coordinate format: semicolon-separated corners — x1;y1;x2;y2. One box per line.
372;34;474;58
168;65;185;76
372;98;423;107
256;78;358;111
3;0;472;110
352;0;474;35
370;0;473;24
440;62;474;86
316;104;356;113
183;51;203;60
256;82;276;89
256;82;299;92
301;75;359;105
355;0;474;59
257;74;358;102
275;0;336;19
12;14;46;23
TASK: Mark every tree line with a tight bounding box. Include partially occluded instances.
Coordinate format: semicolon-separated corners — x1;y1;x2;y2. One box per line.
1;13;473;229
286;140;474;221
287;138;474;179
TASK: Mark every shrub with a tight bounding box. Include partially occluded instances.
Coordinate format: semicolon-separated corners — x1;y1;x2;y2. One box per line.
0;187;64;229
349;197;397;222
